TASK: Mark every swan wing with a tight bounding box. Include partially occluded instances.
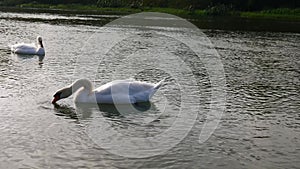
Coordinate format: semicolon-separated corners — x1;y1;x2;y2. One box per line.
93;81;128;103
131;79;165;101
95;80;156;95
11;43;35;50
94;79;164;103
11;43;39;55
129;81;156;94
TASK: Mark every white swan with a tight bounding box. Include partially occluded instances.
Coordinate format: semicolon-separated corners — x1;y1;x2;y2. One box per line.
11;36;45;56
52;79;165;104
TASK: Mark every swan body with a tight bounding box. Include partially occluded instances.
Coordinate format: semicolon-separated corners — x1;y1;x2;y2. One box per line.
52;79;165;104
11;36;45;56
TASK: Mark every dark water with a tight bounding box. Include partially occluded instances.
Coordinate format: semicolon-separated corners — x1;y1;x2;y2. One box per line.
0;11;299;168
190;16;300;33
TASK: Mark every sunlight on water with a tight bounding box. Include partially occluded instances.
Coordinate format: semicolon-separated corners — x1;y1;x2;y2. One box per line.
0;12;299;168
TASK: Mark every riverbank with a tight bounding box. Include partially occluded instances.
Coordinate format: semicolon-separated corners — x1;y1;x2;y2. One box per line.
2;4;300;20
0;5;299;32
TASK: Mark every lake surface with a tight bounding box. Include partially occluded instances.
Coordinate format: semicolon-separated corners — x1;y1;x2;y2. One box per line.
0;11;299;168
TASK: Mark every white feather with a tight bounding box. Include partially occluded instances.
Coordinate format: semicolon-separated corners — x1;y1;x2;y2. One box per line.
53;79;165;104
11;36;45;56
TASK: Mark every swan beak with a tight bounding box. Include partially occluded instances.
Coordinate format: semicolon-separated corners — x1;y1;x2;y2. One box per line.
52;95;60;104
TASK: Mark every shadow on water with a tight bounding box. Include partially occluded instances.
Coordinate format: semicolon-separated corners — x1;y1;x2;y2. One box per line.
11;53;45;67
0;48;11;54
53;101;154;121
190;16;300;33
0;15;115;27
53;103;78;120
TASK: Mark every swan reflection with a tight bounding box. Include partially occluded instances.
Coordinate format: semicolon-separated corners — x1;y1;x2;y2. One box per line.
53;101;161;125
53;103;78;120
75;102;153;118
11;53;45;67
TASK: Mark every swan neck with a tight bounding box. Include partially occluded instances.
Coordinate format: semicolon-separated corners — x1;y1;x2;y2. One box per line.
38;41;44;48
71;79;93;93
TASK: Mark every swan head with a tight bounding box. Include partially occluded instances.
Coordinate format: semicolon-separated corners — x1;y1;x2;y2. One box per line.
37;36;44;48
52;87;72;104
37;36;42;41
52;79;93;104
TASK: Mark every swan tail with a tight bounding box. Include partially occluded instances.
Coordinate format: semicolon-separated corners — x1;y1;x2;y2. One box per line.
153;78;166;90
10;44;17;52
148;78;166;100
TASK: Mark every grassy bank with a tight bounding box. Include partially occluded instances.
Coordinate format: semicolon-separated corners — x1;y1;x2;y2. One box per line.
240;8;300;20
0;4;299;32
19;3;140;15
18;3;200;16
1;3;297;21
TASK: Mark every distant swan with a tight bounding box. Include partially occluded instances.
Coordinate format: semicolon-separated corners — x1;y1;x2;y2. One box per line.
52;79;165;104
11;36;45;56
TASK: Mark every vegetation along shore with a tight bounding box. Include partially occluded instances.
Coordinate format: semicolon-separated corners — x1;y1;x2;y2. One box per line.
0;0;299;32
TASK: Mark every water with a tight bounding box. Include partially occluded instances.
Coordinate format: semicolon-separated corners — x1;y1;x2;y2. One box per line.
0;11;299;168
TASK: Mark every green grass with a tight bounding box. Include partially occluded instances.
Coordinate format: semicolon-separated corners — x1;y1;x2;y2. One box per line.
7;3;300;21
19;3;141;14
17;3;206;17
145;7;188;15
18;3;210;18
240;8;300;20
